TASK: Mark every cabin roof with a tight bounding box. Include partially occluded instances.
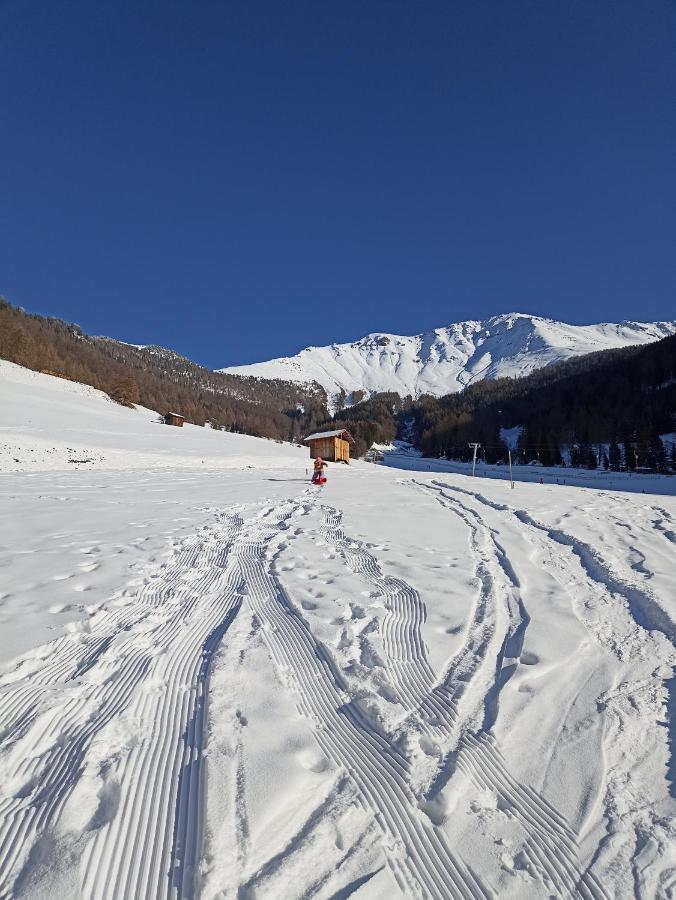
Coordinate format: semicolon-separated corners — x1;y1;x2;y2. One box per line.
304;429;355;443
165;412;185;418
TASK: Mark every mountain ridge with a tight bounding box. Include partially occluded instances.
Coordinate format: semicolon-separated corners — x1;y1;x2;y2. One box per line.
219;312;676;403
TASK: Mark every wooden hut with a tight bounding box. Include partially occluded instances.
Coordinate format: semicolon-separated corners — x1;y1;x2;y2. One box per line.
304;429;354;463
164;412;185;427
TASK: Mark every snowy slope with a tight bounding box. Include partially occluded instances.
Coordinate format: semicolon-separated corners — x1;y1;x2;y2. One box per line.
1;361;675;898
220;312;676;402
0;359;305;473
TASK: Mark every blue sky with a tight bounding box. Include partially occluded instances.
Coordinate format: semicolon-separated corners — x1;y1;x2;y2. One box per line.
1;1;674;368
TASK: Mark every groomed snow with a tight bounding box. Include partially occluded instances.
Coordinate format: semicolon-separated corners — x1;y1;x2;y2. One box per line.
1;361;674;898
219;313;676;405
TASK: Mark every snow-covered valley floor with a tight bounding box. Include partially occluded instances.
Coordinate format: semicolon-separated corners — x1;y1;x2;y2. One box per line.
1;363;675;899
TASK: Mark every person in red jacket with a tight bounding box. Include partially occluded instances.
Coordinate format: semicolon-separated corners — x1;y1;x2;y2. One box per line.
312;457;328;484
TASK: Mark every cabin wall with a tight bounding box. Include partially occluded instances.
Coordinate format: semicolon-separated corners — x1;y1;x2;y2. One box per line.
335;438;350;462
308;435;351;462
309;438;335;460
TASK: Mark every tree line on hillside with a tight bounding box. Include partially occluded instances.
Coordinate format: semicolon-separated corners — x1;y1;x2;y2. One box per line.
0;299;329;441
408;333;676;471
315;334;676;471
3;297;674;471
325;392;411;457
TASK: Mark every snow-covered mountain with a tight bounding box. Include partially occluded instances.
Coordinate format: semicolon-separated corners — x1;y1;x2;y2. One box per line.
220;313;676;403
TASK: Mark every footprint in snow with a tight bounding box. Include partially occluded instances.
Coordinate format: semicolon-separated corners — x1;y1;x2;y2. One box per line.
48;603;72;614
298;749;330;773
377;683;399;704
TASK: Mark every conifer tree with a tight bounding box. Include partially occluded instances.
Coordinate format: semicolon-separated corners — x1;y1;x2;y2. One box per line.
650;436;667;472
608;439;621;471
622;434;637;470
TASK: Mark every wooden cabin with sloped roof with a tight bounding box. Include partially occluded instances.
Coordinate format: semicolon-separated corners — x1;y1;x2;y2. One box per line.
304;429;354;463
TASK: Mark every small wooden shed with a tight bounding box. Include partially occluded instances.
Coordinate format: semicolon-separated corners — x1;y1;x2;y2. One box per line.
304;429;354;463
164;412;185;427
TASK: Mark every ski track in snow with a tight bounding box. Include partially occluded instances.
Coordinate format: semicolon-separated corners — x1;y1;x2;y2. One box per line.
414;479;675;898
0;510;245;898
1;475;672;898
1;492;487;899
319;497;609;899
320;509;436;719
239;497;488;899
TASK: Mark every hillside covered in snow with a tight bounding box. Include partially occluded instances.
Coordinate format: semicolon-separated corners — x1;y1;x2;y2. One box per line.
1;359;675;898
0;298;330;441
221;313;676;403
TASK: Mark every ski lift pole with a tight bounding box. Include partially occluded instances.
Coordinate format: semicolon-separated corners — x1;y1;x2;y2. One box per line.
469;442;481;477
508;449;514;489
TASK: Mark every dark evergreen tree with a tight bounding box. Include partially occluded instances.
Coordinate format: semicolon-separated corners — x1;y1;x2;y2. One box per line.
608;439;621;471
622;437;637;470
577;441;596;469
635;433;652;470
650;436;667;473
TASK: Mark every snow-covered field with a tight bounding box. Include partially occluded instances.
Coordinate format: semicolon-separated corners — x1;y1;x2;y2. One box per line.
1;362;674;899
378;442;676;497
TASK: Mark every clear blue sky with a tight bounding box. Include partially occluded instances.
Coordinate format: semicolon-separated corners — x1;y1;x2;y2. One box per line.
1;1;675;368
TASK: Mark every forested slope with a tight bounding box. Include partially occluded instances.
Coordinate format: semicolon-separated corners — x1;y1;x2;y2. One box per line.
0;299;329;440
2;297;674;470
322;335;676;468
